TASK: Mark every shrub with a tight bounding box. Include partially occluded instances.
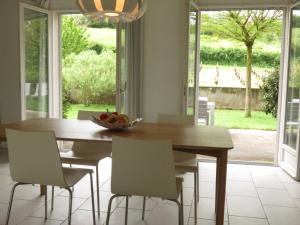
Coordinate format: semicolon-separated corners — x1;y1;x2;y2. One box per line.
62;77;72;118
62;16;89;59
260;68;279;118
200;46;280;68
63;50;116;105
88;43;104;55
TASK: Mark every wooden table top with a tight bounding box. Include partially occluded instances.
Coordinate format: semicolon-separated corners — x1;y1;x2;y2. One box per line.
0;118;233;155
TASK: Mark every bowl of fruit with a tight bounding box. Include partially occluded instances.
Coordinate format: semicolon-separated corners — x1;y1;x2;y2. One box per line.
91;112;141;130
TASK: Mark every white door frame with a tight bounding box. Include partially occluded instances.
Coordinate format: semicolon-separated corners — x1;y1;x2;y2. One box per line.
278;1;300;180
19;3;54;119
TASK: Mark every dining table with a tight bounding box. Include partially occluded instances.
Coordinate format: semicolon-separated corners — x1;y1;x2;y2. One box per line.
0;118;233;225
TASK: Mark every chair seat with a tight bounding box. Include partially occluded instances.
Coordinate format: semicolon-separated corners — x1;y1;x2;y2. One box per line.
60;149;111;166
174;151;198;173
62;167;93;187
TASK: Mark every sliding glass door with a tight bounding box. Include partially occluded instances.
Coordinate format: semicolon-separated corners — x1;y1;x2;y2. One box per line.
280;4;300;179
20;4;51;119
186;5;200;122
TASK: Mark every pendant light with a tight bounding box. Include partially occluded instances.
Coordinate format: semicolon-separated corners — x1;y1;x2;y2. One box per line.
77;0;147;23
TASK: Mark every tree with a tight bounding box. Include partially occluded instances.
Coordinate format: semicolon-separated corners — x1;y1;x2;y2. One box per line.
62;16;89;59
213;10;282;117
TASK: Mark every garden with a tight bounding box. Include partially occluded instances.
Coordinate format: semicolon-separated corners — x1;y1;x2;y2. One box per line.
26;12;283;131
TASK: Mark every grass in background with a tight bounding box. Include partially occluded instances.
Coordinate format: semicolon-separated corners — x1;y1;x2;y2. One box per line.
215;109;277;130
86;28;116;47
66;104;115;119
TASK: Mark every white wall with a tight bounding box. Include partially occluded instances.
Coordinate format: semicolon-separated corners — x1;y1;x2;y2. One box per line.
0;0;22;123
142;0;189;122
193;0;294;8
0;0;38;124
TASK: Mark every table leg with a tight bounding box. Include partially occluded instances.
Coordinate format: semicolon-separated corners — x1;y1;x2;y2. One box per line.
215;157;221;213
40;185;46;196
215;151;228;225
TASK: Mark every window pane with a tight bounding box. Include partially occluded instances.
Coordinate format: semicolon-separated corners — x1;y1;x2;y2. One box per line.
284;8;300;149
24;8;49;119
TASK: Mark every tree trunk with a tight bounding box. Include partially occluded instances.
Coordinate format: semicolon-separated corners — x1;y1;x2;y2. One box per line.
245;45;253;118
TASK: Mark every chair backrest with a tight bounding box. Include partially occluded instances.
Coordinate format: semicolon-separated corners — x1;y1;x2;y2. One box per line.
6;129;67;187
198;98;208;120
111;136;178;199
157;113;194;125
77;110;105;120
73;110;111;154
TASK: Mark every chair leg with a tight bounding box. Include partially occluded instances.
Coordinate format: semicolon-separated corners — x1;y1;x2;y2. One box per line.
194;171;197;225
106;194;121;225
96;164;100;216
51;186;54;211
142;196;146;220
66;188;73;225
169;199;183;225
5;183;23;225
125;196;129;225
181;187;184;225
89;172;96;225
44;185;48;220
197;164;199;202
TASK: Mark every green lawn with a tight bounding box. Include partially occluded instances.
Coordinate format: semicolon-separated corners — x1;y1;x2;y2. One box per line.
67;104;277;130
214;109;277;130
66;104;116;119
86;28;116;47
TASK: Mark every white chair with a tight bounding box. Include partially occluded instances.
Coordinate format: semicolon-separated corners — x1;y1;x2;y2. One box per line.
198;97;210;125
60;110;112;215
5;129;96;225
106;136;184;225
157;113;199;223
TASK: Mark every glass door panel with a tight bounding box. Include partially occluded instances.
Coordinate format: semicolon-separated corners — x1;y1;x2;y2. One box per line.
21;6;50;119
281;5;300;179
187;11;196;115
117;23;127;114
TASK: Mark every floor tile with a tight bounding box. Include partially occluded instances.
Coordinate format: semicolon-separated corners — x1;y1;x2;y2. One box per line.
257;188;296;207
249;165;276;177
189;198;228;221
264;205;300;225
227;196;266;218
58;179;99;199
31;196;86;221
229;216;269;225
188;218;228;225
108;208;150;225
146;204;190;225
252;176;285;189
1;199;44;225
226;181;257;197
294;198;300;209
79;191;123;213
118;196;158;211
227;170;252;182
18;217;62;225
198;182;215;198
284;183;300;198
273;167;298;183
60;209;107;225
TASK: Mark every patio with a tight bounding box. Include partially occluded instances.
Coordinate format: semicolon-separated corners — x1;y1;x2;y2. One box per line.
0;147;300;225
228;129;276;163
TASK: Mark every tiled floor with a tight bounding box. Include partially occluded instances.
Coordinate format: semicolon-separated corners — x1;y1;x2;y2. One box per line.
0;151;300;225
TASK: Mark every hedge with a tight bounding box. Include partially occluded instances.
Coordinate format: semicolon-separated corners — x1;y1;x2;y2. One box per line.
200;46;280;68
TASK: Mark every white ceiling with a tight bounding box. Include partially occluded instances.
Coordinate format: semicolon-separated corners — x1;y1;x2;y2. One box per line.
193;0;300;9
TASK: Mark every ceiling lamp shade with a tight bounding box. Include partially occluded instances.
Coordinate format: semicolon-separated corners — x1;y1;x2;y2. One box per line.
77;0;147;23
